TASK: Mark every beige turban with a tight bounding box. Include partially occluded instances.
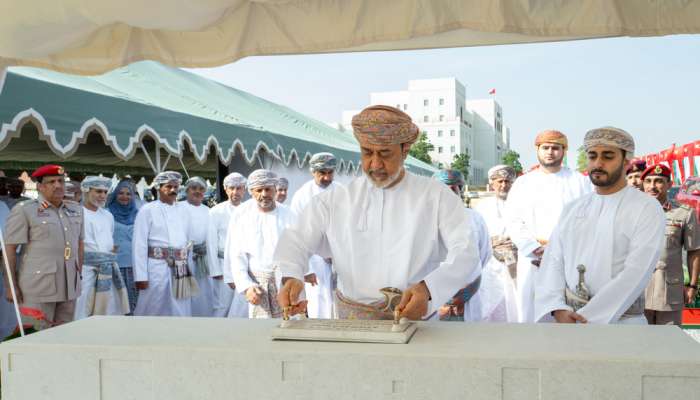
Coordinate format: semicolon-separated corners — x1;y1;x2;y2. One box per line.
247;169;278;192
583;127;635;160
488;165;516;181
534;130;568;149
351;105;419;146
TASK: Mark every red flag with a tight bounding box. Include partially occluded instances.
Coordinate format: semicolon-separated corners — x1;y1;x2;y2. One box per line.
488;88;496;95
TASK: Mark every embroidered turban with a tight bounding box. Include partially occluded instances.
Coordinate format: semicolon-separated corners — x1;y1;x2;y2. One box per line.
351;105;420;146
433;169;465;186
80;176;112;192
153;171;182;187
309;152;337;172
626;159;647;175
247;169;278;191
276;177;289;189
583;127;635;160
223;172;246;188
534;130;568;149
185;176;207;190
488;165;516;181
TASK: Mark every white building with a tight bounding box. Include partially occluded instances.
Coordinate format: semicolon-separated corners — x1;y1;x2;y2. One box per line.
341;78;510;185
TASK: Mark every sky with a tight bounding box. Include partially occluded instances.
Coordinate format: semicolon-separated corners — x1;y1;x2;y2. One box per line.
189;34;700;168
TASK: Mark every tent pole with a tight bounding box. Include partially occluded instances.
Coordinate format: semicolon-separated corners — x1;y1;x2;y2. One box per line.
140;143;158;173
161;154;172;171
177;157;190;180
155;146;161;172
0;228;25;337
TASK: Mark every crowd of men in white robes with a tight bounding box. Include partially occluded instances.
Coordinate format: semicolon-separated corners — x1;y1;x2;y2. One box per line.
2;105;697;333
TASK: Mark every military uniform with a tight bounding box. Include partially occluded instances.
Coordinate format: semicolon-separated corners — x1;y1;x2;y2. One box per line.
3;195;84;325
643;164;700;325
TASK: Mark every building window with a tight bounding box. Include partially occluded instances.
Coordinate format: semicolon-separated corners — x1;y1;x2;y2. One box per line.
450;145;456;153
396;104;401;109
439;115;444;122
450;130;455;137
423;99;429;106
438;130;443;137
423;115;429;122
438;146;443;154
439;98;444;105
403;104;408;110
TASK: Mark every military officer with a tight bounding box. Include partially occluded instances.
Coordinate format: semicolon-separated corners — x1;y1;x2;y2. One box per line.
625;159;646;191
2;164;84;328
643;164;700;325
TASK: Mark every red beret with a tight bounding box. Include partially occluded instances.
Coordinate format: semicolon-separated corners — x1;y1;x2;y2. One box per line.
626;159;647;175
641;164;671;180
31;164;65;180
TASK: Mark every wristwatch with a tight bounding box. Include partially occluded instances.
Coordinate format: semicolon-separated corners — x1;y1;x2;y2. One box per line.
686;284;699;290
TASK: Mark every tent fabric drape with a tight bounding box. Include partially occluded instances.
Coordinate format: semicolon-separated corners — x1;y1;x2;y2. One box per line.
0;61;436;176
1;0;699;75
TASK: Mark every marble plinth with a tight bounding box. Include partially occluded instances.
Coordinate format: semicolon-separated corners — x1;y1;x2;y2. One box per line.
2;317;700;400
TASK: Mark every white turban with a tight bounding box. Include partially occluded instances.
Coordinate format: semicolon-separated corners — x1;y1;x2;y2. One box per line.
80;176;112;192
185;176;207;189
247;169;278;192
153;171;182;187
583;127;635;160
488;165;516;181
276;177;289;189
309;152;337;172
223;172;246;188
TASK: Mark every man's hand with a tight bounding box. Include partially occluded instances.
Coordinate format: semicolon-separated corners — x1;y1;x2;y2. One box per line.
246;286;262;305
135;281;149;290
532;246;546;258
304;273;318;286
212;275;223;281
397;281;430;320
4;283;22;304
553;309;587;324
277;277;307;316
227;282;236;290
686;286;698;304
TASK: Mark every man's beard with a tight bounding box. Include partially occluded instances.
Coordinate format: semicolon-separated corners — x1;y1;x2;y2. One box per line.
589;163;624;188
257;197;275;210
88;199;106;208
537;154;564;168
496;190;509;200
365;167;404;189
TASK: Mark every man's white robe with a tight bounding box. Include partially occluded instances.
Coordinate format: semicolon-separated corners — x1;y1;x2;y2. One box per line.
206;201;248;318
475;196;518;322
275;172;481;317
535;186;665;324
461;208;491;322
290;179;340;319
132;200;192;317
179;201;214;317
74;207;126;319
506;167;591;322
0;201;17;338
224;200;296;317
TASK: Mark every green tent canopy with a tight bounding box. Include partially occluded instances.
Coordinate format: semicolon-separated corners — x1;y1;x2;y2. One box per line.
0;61;435;179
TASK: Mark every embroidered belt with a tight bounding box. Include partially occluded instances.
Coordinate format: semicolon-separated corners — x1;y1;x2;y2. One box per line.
148;246;188;261
565;287;644;317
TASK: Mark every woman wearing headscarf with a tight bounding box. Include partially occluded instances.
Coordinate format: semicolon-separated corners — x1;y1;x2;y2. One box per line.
107;179;140;313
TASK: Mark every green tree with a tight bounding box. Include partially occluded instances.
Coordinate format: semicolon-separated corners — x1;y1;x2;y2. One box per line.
502;150;523;174
451;151;470;180
409;133;434;164
576;146;587;172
